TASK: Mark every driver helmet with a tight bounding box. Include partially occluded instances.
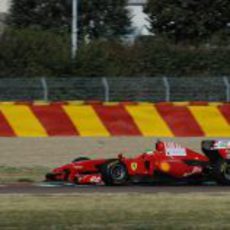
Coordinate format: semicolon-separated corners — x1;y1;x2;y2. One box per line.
156;140;164;152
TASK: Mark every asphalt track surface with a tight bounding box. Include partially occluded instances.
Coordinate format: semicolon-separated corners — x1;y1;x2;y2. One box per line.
1;183;230;194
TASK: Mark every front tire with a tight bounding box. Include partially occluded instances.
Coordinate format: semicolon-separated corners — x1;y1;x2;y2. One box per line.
100;161;128;186
213;159;230;185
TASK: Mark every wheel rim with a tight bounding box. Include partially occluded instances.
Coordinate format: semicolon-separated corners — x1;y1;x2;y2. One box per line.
221;162;230;180
110;164;126;181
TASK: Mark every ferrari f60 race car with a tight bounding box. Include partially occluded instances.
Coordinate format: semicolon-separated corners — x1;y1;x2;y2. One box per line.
46;140;230;186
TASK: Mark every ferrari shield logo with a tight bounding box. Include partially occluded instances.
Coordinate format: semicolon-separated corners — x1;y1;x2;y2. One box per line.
131;162;138;171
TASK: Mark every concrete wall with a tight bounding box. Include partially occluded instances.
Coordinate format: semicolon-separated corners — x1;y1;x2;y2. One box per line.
0;102;229;137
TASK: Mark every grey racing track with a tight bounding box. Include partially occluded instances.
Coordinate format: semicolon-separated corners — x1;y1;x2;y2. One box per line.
1;183;230;194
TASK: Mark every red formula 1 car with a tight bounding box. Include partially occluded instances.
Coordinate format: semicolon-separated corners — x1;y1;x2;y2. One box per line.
46;140;230;185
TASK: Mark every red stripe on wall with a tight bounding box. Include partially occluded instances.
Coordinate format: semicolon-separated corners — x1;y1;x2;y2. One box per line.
219;105;230;124
189;101;209;106
0;112;15;136
93;105;142;136
31;105;79;136
156;105;204;137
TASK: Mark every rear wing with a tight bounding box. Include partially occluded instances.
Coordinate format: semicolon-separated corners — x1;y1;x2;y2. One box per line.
202;140;230;151
202;140;230;161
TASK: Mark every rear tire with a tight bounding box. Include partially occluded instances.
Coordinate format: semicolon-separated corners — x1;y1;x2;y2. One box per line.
213;159;230;185
100;161;128;186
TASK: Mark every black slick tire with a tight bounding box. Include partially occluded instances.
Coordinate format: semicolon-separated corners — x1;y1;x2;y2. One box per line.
100;161;128;186
213;159;230;185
